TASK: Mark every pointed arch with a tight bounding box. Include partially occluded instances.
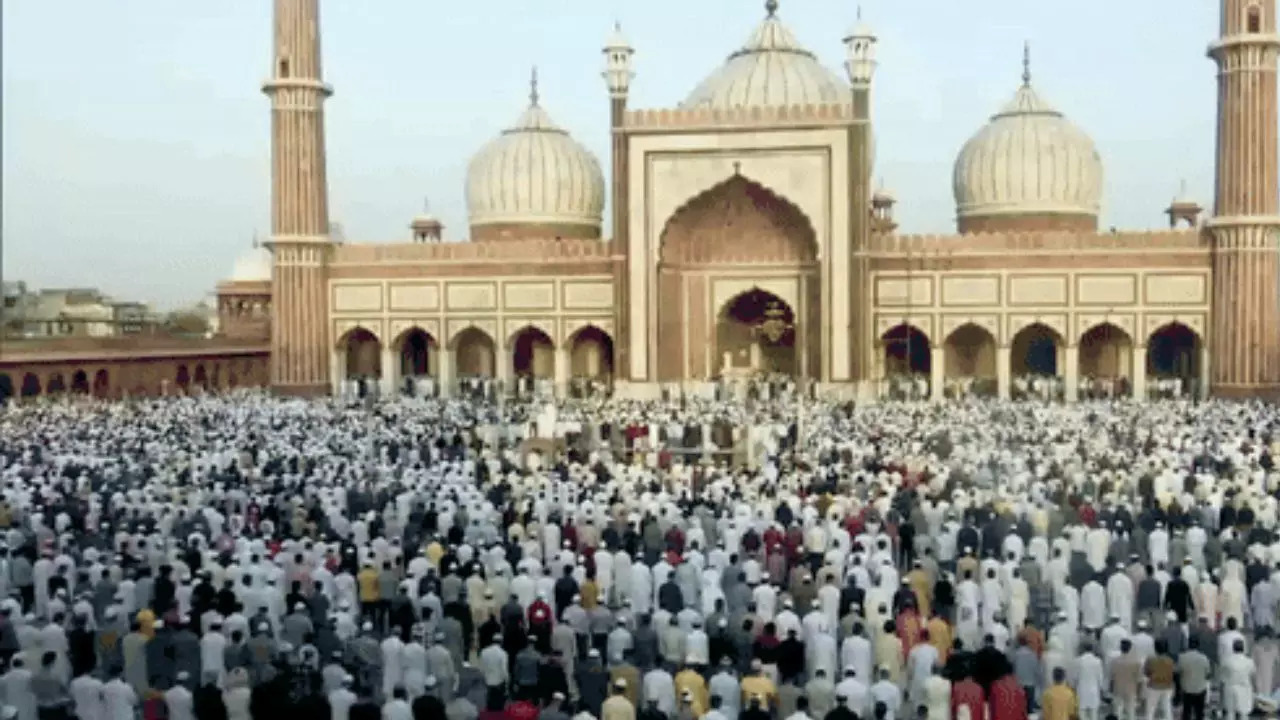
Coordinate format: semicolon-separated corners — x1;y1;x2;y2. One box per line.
0;374;12;404
393;326;437;378
566;324;614;380
879;323;932;376
334;325;383;350
658;173;819;266
452;326;496;378
717;288;799;376
509;325;555;379
1146;322;1202;381
338;327;382;379
92;369;110;397
46;373;66;395
20;373;41;398
175;365;190;390
193;364;209;388
71;369;90;394
1078;322;1133;379
446;323;494;350
1010;322;1064;376
944;323;997;380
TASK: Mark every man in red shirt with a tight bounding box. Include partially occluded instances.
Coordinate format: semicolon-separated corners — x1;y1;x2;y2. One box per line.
989;672;1029;720
527;591;554;651
952;673;986;720
504;696;540;720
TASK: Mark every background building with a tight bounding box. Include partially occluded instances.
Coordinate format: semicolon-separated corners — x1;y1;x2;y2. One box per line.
1;0;1276;402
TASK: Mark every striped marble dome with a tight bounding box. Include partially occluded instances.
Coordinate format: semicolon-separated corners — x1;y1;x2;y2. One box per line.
953;53;1102;229
465;73;605;235
681;3;849;110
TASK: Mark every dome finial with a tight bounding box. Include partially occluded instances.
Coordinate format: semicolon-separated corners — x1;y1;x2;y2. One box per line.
1022;41;1031;86
422;196;431;214
765;0;778;17
530;66;540;106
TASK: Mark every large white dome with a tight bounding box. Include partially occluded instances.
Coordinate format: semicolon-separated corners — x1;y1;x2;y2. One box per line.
952;71;1103;228
230;245;271;283
681;5;849;110
465;78;605;236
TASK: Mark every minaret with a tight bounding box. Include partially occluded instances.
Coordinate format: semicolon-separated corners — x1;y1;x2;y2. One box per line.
603;22;635;382
263;0;333;395
1208;0;1280;397
843;7;877;392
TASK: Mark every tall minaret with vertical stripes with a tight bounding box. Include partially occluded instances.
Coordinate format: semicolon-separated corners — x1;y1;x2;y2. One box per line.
264;0;333;395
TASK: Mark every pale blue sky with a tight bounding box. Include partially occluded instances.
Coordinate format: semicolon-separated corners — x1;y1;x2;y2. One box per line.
2;0;1219;308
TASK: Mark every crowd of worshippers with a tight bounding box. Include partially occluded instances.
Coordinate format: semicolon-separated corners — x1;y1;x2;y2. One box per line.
0;392;1277;720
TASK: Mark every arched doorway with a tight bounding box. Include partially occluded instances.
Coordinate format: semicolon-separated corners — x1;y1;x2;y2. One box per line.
567;326;614;379
510;327;554;379
567;325;614;397
656;173;820;381
943;323;997;397
880;324;931;376
1011;323;1062;376
452;327;496;378
194;365;209;389
1147;323;1202;398
71;370;90;394
211;365;222;390
396;328;435;379
338;327;383;380
717;289;797;377
175;365;190;392
20;373;40;398
93;369;110;397
0;374;13;404
46;373;66;395
1078;323;1132;398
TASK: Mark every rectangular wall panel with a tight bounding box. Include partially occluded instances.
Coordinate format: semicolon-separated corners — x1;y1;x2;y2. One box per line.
445;282;497;311
503;282;555;310
388;283;440;311
941;275;1000;306
1076;274;1137;305
331;284;383;312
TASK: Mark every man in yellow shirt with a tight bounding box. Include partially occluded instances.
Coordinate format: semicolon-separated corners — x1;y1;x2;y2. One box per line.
674;659;709;716
740;660;777;712
357;562;380;620
1041;667;1078;720
601;679;636;720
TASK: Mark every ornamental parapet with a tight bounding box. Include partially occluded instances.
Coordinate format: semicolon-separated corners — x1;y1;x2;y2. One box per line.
868;228;1209;257
332;239;619;265
622;102;855;131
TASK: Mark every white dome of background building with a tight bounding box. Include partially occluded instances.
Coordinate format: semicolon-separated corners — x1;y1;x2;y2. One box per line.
681;0;849;111
230;244;272;283
465;69;606;242
952;46;1103;234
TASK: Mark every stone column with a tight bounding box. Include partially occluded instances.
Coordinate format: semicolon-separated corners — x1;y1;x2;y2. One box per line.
381;346;396;396
996;346;1011;400
1064;345;1079;402
1199;347;1211;400
329;351;342;396
930;347;945;401
438;347;453;398
554;346;570;397
497;344;513;397
1132;345;1147;401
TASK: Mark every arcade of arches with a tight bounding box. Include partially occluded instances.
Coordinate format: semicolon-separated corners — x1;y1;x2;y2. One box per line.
332;323;615;395
655;173;821;382
875;321;1206;400
0;353;270;403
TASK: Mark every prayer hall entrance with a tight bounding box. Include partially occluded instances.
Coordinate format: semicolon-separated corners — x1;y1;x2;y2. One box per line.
655;171;821;382
1146;322;1203;398
717;289;797;377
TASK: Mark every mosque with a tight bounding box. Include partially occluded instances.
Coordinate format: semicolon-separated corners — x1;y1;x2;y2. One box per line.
216;0;1280;401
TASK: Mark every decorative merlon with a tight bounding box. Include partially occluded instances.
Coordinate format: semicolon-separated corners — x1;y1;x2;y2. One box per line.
623;102;855;130
332;238;620;264
869;228;1210;255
